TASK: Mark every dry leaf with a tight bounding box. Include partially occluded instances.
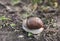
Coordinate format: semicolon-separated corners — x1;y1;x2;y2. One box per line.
32;3;38;12
54;2;58;8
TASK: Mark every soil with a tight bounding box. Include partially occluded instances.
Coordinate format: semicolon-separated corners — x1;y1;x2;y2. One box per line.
0;0;60;41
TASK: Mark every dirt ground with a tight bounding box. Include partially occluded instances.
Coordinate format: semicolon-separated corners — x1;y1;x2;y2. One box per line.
0;0;60;41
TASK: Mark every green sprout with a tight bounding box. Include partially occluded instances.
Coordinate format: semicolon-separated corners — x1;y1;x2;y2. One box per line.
11;0;20;5
28;32;33;37
22;13;31;19
0;16;11;21
10;23;16;27
32;0;42;4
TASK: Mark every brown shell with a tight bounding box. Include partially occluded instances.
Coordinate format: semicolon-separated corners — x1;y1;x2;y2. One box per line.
26;17;44;29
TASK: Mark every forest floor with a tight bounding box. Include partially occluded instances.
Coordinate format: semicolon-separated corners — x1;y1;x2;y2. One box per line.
0;0;60;41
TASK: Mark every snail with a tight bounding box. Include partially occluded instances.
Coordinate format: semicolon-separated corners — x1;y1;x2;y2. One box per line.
22;17;44;34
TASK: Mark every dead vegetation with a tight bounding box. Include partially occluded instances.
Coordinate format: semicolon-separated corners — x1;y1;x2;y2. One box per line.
0;0;59;41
